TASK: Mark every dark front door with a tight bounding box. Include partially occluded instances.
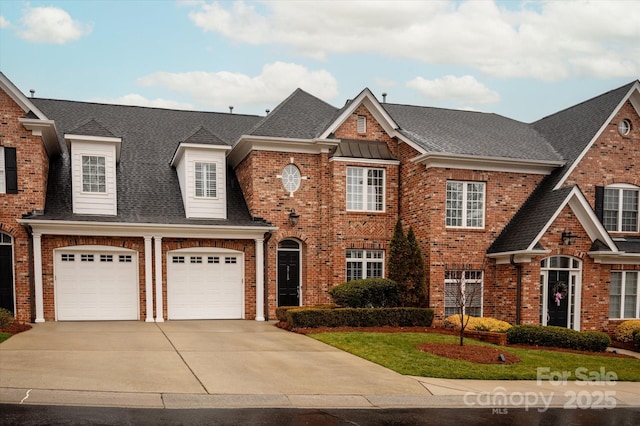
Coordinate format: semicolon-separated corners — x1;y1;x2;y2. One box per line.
0;245;14;312
278;250;300;306
547;270;569;327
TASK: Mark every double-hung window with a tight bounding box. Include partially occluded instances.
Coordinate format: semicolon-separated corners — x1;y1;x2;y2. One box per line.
195;162;216;198
82;155;106;193
610;271;639;319
603;186;639;232
446;181;485;228
444;270;483;317
346;167;384;212
346;249;384;281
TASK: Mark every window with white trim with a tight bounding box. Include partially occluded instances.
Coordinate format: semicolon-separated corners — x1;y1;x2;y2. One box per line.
346;167;384;212
195;162;216;198
82;156;106;193
603;185;639;232
444;270;483;317
346;249;384;281
446;181;485;228
610;271;639;319
357;115;366;133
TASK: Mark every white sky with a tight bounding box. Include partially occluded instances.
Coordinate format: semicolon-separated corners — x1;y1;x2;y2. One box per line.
1;0;638;122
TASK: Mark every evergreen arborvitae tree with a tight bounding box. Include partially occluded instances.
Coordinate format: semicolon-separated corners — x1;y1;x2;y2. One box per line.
387;219;411;306
406;227;428;307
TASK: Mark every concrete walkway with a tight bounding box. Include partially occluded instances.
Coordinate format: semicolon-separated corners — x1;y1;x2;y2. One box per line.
1;321;639;409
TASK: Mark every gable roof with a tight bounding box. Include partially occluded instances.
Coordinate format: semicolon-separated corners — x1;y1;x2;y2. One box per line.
28;98;266;227
488;80;640;258
182;126;227;146
68;118;118;138
533;81;639;189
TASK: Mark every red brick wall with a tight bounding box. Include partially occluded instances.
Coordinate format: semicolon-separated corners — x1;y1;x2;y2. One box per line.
234;104;400;318
0;89;50;322
396;137;545;320
564;101;640;214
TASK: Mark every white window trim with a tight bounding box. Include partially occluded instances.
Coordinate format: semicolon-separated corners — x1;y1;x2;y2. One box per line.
610;271;639;319
346;166;386;213
81;155;107;194
194;161;217;199
0;147;5;194
604;184;639;233
444;270;484;317
446;181;486;229
357;115;367;134
346;249;385;281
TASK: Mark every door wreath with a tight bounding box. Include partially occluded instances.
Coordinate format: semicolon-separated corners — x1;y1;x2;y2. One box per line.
552;282;568;306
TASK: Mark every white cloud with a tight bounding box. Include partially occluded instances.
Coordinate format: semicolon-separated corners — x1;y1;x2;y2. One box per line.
17;6;92;44
136;62;339;110
187;0;640;81
0;16;10;29
407;75;500;105
89;94;195;110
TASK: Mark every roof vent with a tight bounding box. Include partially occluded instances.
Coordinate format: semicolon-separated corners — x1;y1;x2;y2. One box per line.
229;106;234;114
30;89;35;98
266;109;270;114
382;93;387;103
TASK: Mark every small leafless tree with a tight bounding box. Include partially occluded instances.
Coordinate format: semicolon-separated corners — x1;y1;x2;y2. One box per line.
444;264;483;346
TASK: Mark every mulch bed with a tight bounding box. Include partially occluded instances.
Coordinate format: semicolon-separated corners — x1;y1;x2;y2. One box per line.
290;325;636;364
0;322;32;335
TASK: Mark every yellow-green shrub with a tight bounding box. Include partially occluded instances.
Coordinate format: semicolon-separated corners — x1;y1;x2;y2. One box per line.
443;315;512;333
614;320;640;343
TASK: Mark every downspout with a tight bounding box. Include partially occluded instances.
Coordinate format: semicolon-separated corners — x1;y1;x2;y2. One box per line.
263;231;273;321
510;254;522;325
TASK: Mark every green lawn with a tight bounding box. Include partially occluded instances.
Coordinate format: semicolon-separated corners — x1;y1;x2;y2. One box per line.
0;332;11;344
310;332;640;381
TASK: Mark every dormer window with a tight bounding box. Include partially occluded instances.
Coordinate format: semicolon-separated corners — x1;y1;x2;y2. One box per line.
195;162;217;198
82;155;106;193
357;115;366;134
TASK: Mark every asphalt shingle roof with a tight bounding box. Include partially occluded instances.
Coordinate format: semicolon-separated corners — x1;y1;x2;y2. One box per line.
489;81;638;254
247;89;338;139
29;98;266;227
384;104;562;162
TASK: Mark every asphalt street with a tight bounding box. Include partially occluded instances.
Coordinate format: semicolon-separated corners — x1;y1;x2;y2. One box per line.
1;405;640;426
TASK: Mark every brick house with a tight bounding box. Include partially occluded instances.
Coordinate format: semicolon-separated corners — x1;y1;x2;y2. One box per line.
1;72;638;332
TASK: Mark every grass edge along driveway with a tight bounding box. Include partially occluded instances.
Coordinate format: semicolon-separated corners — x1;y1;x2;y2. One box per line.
309;332;640;381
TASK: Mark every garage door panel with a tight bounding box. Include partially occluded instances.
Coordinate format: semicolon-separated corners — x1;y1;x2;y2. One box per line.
167;253;243;320
55;250;139;321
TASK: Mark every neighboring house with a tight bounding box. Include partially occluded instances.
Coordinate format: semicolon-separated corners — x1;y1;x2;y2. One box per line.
1;72;638;333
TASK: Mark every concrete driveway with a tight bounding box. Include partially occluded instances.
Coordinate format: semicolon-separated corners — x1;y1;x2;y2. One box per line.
0;321;428;399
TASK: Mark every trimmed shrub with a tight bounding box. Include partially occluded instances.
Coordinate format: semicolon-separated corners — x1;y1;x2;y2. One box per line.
328;278;399;308
614;320;640;343
443;315;512;333
506;325;611;352
633;329;640;351
285;307;434;329
0;308;14;328
276;304;337;322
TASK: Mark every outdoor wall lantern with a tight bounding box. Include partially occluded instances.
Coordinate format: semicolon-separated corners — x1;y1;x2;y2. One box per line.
561;230;577;246
288;208;300;227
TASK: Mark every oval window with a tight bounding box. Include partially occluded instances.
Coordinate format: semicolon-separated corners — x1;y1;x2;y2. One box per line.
618;119;631;136
282;164;301;193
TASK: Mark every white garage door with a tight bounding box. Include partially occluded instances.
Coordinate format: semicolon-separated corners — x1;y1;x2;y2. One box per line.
167;250;243;320
55;248;139;321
